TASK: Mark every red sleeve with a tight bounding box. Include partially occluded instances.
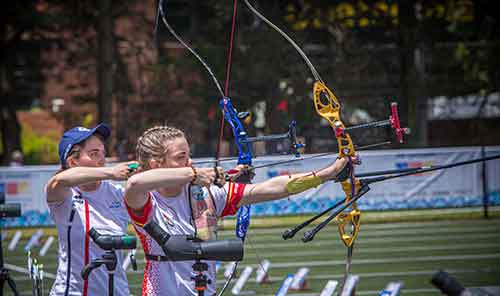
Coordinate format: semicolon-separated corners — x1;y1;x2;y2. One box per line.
221;182;246;217
125;193;152;227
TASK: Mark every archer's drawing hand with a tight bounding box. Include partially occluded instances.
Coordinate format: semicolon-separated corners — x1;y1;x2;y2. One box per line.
193;167;226;187
110;161;139;181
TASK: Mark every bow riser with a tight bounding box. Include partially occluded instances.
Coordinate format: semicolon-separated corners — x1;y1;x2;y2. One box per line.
337;209;361;247
312;81;361;247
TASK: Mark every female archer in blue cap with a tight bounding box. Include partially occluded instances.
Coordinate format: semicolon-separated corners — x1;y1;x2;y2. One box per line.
44;123;137;296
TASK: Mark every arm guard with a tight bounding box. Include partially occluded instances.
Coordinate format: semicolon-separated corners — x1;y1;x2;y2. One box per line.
285;174;322;194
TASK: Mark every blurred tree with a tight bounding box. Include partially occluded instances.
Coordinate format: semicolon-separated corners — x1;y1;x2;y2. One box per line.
4;0;497;165
0;0;148;164
1;2;53;164
275;0;498;147
97;0;113;127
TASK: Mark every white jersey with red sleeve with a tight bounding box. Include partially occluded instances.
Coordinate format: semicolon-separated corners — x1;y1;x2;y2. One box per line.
126;182;246;296
46;181;131;296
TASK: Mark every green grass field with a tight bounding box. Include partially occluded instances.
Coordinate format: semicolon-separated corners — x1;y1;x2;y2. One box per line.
2;208;500;295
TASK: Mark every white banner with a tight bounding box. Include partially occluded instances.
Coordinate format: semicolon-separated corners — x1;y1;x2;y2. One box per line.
1;146;499;227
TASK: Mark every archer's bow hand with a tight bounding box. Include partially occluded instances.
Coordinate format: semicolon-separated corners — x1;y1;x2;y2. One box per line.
315;156;355;183
193;167;226;187
226;165;255;184
333;154;360;182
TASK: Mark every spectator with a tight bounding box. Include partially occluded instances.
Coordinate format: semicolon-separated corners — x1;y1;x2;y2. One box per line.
9;150;24;167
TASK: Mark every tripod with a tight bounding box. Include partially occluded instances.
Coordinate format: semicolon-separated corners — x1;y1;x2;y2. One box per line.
81;250;118;296
0;222;20;296
191;260;211;296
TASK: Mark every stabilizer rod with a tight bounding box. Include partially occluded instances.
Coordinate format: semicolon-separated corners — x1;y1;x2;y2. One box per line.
284;153;500;242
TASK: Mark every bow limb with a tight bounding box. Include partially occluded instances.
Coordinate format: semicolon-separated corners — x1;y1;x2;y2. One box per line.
156;0;224;97
242;0;322;82
219;98;252;167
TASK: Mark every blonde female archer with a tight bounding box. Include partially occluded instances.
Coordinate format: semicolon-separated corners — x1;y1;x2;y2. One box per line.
124;125;352;296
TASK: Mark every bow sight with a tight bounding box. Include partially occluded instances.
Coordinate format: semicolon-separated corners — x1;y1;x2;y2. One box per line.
343;102;411;144
219;97;305;164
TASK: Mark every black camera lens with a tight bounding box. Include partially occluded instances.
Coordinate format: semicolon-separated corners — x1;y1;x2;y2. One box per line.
431;270;465;296
89;228;137;250
0;203;21;218
144;220;244;262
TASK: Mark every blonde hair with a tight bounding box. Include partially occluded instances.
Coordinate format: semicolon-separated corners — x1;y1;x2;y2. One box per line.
136;126;185;169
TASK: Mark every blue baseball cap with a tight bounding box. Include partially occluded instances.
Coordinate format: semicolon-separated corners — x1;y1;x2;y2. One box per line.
58;123;111;167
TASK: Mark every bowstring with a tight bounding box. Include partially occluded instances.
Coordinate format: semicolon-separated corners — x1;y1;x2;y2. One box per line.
216;1;240;295
157;0;225;98
242;0;322;82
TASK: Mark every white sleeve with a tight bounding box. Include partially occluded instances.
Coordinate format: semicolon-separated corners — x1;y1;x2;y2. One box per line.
45;187;77;222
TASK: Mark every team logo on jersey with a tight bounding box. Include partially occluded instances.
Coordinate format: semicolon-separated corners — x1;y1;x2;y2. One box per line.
109;201;121;209
191;185;208;201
